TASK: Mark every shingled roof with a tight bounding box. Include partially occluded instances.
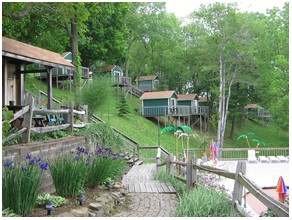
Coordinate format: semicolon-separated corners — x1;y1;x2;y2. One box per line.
136;75;159;81
177;94;198;101
140;90;176;100
2;37;74;69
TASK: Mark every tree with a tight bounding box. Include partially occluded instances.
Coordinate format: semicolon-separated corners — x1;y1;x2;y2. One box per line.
191;3;258;149
117;91;130;116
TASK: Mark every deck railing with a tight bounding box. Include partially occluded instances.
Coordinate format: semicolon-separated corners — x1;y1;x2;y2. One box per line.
3;93;88;144
141;105;209;117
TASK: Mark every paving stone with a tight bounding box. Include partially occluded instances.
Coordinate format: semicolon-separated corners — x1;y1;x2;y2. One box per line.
57;212;75;217
70;207;89;217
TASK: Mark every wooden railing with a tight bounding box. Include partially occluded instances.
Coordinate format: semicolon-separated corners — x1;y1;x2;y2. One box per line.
140;146;289;217
141;105;209;117
3;93;88;144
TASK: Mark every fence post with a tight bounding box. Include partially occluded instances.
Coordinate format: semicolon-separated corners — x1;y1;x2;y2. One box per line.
186;156;196;192
22;93;34;143
166;153;174;174
232;161;246;215
82;105;88;123
68;101;74;133
156;147;161;169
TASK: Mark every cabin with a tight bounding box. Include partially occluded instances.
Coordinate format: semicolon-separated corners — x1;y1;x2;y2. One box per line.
95;65;131;85
140;90;178;116
244;104;271;120
38;51;91;91
177;94;199;115
2;37;75;109
136;75;159;92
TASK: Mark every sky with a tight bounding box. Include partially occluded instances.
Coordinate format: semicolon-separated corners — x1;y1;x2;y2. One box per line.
165;0;288;17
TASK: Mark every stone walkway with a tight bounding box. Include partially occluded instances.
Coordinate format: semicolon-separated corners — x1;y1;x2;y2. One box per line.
114;164;178;217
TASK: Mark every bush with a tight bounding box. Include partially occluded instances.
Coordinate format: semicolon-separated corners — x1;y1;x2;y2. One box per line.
49;153;88;197
76;76;111;115
36;193;68;207
75;123;124;152
2;154;48;216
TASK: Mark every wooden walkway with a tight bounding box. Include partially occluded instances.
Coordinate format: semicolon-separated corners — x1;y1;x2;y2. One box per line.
122;164;176;193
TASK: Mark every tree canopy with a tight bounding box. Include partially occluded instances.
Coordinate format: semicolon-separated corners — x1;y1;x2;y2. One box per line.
2;2;288;138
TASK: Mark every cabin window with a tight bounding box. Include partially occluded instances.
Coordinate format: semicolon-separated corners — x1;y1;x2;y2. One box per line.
170;98;176;107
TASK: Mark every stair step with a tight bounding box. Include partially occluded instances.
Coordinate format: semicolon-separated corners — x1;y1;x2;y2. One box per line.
135;160;144;166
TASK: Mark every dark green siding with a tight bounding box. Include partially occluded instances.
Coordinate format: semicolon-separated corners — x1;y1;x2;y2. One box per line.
64;53;73;62
143;99;168;116
177;100;191;106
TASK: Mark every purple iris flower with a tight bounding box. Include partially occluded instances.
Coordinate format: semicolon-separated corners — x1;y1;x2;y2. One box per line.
40;162;49;170
21;167;27;172
26;153;32;160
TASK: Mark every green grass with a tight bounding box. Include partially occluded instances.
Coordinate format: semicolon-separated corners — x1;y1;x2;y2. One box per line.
24;76;289;154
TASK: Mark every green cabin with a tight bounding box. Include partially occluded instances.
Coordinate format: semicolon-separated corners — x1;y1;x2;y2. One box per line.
140;90;177;116
177;94;199;115
95;65;131;85
136;75;159;92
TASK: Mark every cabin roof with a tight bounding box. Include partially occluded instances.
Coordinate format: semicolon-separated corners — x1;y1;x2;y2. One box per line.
177;94;198;101
140;90;176;100
2;37;75;69
199;96;209;102
136;75;159;81
244;104;260;109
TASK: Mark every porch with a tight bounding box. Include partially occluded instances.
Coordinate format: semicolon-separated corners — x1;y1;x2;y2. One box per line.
141;105;209;117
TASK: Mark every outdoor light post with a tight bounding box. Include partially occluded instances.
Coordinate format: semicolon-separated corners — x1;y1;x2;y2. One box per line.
77;194;86;206
45;200;55;215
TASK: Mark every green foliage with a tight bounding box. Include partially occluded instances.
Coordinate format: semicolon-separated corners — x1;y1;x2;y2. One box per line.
76;76;111;115
2;107;14;134
73;52;83;90
85;146;125;188
2;208;20;217
176;186;233;217
49;154;87;197
117;91;130;116
36;193;68;207
2;154;47;216
75;123;124;152
154;167;234;217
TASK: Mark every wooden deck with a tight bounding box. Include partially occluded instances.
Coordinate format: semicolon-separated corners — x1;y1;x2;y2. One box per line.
122;164;176;193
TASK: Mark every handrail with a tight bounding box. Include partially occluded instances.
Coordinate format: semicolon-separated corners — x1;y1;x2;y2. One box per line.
157;153;289;217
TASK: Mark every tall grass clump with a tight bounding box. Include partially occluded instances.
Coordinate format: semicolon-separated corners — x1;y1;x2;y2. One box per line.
2;154;48;216
85;145;125;188
49;153;88;197
176;186;233;217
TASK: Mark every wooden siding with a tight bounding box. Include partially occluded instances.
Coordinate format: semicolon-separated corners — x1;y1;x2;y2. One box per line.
177;100;190;106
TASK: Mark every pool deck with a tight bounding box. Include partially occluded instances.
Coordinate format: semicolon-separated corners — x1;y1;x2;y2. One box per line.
214;160;289;216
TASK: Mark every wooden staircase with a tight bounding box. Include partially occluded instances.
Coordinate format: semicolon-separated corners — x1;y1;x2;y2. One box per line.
123;84;143;98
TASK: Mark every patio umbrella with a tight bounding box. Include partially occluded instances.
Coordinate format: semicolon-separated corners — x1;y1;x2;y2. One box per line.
276;176;288;203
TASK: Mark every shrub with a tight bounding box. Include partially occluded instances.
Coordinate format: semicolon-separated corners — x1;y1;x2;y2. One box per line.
49;153;88;197
76;76;111;115
2;154;48;216
75;123;124;152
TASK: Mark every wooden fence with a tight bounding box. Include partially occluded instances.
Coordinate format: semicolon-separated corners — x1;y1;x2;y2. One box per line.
3;93;88;144
155;146;289;217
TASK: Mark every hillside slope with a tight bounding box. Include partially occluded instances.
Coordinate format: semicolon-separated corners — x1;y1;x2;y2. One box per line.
25;76;289;154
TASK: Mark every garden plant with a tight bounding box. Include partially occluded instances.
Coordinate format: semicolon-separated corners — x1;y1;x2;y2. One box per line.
2;153;49;215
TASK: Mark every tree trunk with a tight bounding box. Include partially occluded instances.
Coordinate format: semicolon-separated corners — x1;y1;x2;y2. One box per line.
71;17;78;86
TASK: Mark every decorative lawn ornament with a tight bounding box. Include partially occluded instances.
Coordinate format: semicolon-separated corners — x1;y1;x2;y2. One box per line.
252;139;266;148
237;132;255;148
160;125;192;159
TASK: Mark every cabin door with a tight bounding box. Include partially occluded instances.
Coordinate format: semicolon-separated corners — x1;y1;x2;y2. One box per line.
114;71;120;84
